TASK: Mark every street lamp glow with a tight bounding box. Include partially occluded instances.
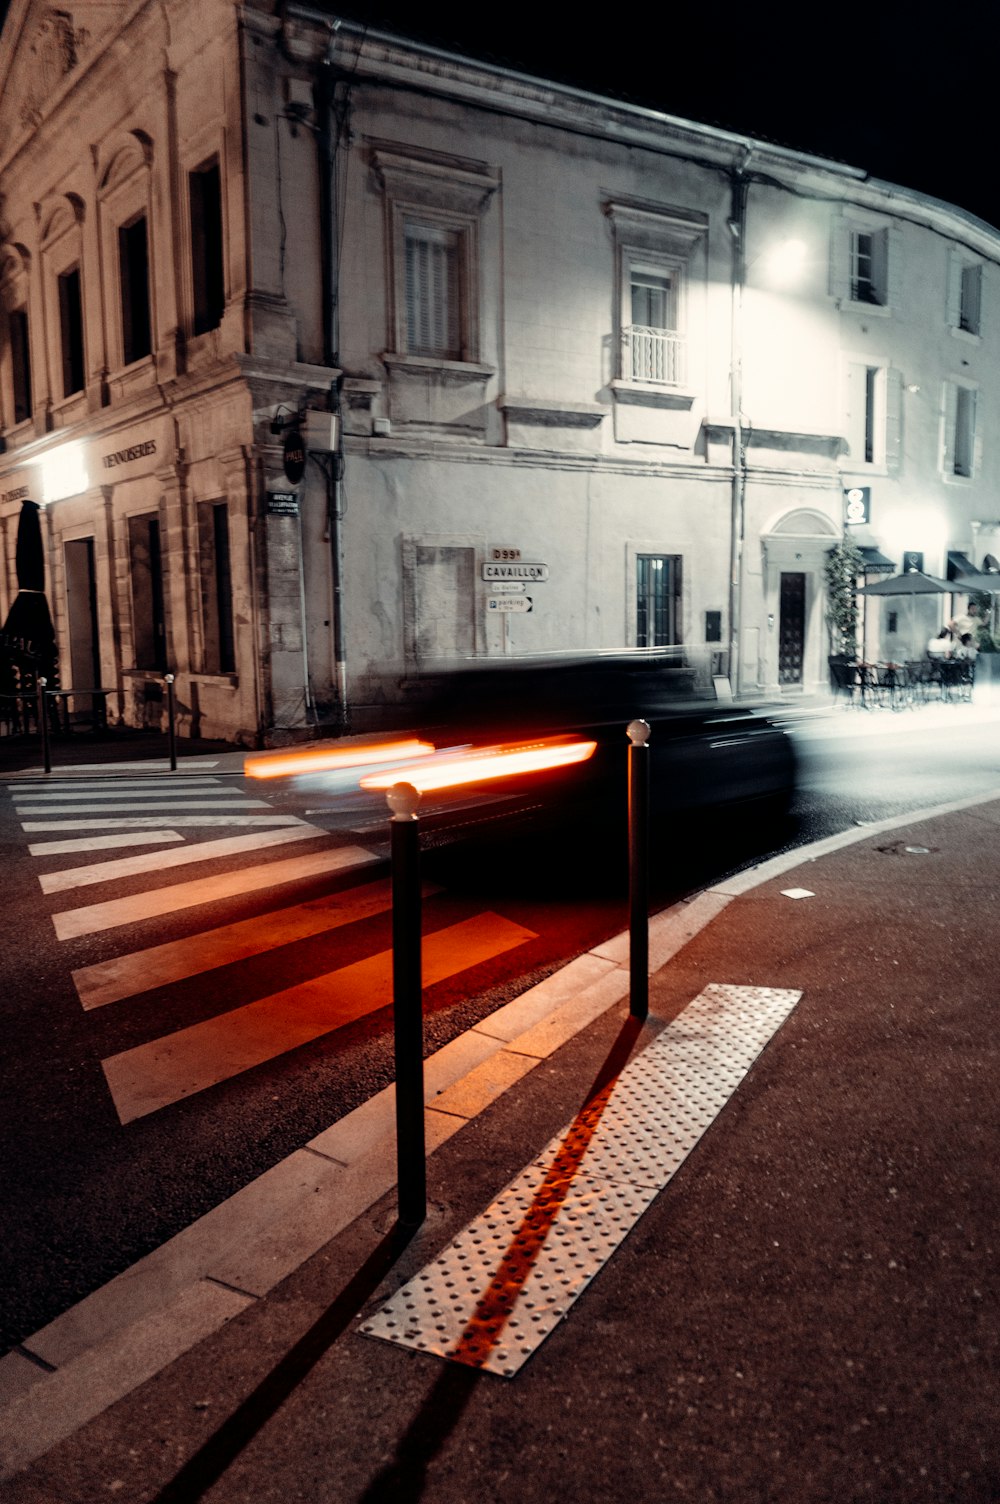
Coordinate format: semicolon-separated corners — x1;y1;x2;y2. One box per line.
766;238;807;284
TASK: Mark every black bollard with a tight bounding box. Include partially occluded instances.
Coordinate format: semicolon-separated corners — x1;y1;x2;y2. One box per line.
388;781;426;1227
165;673;177;771
38;677;51;775
627;718;650;1020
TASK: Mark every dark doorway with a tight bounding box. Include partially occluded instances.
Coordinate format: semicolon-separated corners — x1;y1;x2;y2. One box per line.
64;537;101;722
778;571;806;684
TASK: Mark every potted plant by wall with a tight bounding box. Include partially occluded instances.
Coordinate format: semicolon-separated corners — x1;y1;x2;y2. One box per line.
824;540;863;680
968;589;999;697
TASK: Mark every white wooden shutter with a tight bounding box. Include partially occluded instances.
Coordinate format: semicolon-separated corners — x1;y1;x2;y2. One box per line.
946;251;963;329
829;216;850;304
844;361;867;462
884;367;903;475
942;381;957;475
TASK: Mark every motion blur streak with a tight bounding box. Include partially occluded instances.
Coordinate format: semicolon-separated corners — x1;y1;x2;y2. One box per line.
359;736;597;794
244;740;436;780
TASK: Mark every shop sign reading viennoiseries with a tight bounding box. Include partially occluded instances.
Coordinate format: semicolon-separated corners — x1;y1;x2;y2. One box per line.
103;439;157;470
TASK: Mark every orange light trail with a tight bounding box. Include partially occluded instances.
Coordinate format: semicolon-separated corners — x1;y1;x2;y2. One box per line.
244;739;436;780
359;736;597;794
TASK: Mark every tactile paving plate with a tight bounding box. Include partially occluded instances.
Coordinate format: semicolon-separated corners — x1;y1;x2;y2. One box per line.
360;983;800;1377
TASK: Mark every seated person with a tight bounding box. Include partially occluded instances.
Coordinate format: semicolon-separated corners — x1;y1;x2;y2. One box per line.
954;632;978;661
927;628;952;658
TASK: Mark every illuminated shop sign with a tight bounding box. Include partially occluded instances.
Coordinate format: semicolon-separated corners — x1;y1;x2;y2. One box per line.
40;442;89;503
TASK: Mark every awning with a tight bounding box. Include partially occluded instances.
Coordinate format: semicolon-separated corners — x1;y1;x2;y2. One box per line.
950;571;1000;593
857;546;896;575
947;550;977;581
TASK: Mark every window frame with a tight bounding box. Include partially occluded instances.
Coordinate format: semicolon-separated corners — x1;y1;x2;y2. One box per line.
605;198;707;395
40;195;89;415
373;146;498;368
0;248;34;431
942;377;980;481
188;155;226;338
197;499;236;675
96;134;156;382
117;212;152;368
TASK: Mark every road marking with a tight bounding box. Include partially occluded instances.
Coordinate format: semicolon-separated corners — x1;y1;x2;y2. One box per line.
21;816;307;831
12;787;233;801
9;779;224;792
51;844;377;940
28;832;185;856
17;800;271;815
38;826;327;894
72;877;444;1010
102;912;538;1122
362;984;802;1377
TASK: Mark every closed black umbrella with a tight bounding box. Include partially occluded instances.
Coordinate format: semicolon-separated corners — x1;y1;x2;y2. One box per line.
1;498;58;684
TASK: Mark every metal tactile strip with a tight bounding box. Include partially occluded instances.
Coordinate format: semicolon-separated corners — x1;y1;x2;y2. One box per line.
360;984;800;1377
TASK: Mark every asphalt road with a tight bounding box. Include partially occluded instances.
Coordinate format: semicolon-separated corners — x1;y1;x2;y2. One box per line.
1;702;998;1360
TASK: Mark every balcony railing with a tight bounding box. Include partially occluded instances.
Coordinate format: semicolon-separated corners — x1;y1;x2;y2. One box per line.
621;325;685;385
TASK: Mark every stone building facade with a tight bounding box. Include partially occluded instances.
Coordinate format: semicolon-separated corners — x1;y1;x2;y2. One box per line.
2;0;999;744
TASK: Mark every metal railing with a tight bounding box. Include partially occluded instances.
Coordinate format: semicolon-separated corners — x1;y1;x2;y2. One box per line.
621;325;685;385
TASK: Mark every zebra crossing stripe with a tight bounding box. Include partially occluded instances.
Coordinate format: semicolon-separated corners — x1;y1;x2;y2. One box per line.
17;800;272;815
51;844;377;940
29;832;185;856
12;788;236;801
21;816;308;831
101;911;538;1123
38;825;326;894
10;779;223;792
71;877;442;1010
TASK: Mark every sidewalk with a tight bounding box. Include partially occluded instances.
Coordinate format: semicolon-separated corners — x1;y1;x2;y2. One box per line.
2;783;999;1502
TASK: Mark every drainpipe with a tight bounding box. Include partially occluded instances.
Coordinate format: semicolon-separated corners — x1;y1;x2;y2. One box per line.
728;158;750;696
314;21;349;732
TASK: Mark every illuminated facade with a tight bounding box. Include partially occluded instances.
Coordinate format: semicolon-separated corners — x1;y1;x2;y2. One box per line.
2;1;1000;743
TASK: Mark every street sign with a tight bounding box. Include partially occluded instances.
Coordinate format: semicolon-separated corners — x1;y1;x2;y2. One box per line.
267;491;300;516
482;561;548;582
488;595;532;613
488;581;526;595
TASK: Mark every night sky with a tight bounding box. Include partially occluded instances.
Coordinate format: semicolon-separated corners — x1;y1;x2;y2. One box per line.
0;3;995;231
329;3;1000;233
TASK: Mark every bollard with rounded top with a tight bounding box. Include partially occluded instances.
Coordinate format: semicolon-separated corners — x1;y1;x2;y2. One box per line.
37;676;51;774
164;673;177;771
388;781;426;1226
627;718;650;1020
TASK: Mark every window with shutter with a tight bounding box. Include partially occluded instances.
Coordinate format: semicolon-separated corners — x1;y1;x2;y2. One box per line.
850;228;889;306
960;263;982;335
404;222;460;359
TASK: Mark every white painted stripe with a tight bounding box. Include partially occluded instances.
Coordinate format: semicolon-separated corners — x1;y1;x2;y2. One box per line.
5;759;221;777
52;844;377;940
102;912;536;1122
13;790;254;803
72;877;443;1009
11;779;223;793
17;800;271;814
362;984;802;1376
38;825;326;894
29;832;185;857
21;816;307;831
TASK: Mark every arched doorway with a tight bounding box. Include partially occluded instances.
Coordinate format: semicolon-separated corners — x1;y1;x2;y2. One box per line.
759;507;840;695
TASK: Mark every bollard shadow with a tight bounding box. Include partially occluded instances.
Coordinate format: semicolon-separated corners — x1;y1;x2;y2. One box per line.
358;1010;646;1502
149;1220;418;1504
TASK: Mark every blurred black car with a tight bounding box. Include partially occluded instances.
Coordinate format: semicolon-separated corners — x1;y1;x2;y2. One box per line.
397;653;796;854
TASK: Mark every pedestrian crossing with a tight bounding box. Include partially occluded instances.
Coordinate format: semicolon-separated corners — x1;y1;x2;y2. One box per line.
6;766;537;1125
